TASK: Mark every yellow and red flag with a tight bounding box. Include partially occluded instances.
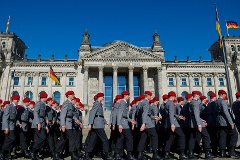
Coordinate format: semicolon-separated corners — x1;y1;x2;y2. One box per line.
226;21;239;29
6;16;10;33
49;66;60;85
215;5;223;48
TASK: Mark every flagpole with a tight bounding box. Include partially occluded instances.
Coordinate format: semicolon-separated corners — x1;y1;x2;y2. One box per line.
226;20;229;36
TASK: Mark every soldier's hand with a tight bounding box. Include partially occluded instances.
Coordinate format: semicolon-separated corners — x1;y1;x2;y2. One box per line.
46;127;49;134
18;124;22;128
61;126;66;132
131;120;136;124
80;123;83;129
171;125;176;132
119;125;123;133
140;124;145;131
154;116;161;121
179;116;185;120
75;119;80;125
132;125;134;131
112;125;115;130
37;124;41;131
198;125;202;132
4;128;9;135
231;124;235;129
88;125;92;131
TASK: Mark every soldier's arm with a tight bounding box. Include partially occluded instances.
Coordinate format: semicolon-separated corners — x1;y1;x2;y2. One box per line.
60;102;68;127
2;105;10;129
142;102;149;124
232;103;239;116
117;104;124;126
193;102;202;125
34;103;41;125
112;104;119;125
88;103;98;125
132;106;136;120
16;108;22;126
222;100;233;124
169;102;175;126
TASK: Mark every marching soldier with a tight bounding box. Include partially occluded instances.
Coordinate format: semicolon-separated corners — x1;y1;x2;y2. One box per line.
232;92;240;134
216;90;239;158
176;97;185;127
28;101;35;150
163;91;187;159
31;92;48;160
0;94;20;160
85;92;113;160
16;97;32;158
131;96;140;153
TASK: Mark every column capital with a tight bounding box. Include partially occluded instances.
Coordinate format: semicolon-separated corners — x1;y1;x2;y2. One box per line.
84;66;89;72
128;66;134;71
143;66;148;71
156;67;162;72
98;66;104;71
176;72;180;77
188;72;193;77
113;66;118;72
200;72;206;77
62;72;67;76
214;72;219;77
20;71;26;76
33;72;40;76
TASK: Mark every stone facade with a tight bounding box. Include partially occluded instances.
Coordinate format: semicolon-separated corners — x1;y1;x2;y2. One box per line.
0;31;240;111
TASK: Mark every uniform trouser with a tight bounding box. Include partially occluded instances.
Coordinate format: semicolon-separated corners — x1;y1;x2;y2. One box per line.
76;129;82;151
2;130;15;152
85;129;110;153
115;128;133;153
133;127;140;152
47;129;55;152
219;126;238;150
109;127;119;152
32;128;46;151
66;129;79;152
164;127;186;152
137;128;158;152
19;130;28;151
188;127;211;150
207;126;219;152
55;131;67;153
158;126;166;150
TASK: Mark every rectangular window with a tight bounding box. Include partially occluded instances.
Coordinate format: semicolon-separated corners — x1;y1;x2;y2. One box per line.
207;78;212;86
41;77;47;85
55;78;60;85
219;78;224;86
69;77;74;86
194;77;199;86
27;77;33;86
168;77;174;86
133;75;140;97
13;77;19;85
181;77;187;86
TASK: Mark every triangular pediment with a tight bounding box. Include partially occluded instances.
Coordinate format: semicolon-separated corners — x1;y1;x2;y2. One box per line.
82;41;163;60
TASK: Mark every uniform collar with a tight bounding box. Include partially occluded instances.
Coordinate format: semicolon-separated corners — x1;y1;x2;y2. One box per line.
122;99;127;103
12;102;16;107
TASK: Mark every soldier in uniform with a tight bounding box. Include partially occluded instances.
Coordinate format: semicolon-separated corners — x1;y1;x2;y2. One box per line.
188;91;214;159
28;101;35;150
131;96;140;153
0;99;4;149
163;91;187;159
232;92;240;134
16;97;32;158
215;90;239;158
31;92;48;160
176;97;185;128
0;94;20;159
85;92;113;160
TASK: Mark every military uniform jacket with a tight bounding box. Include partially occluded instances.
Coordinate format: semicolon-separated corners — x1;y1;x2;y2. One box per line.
199;103;208;121
2;103;17;131
189;99;205;128
164;100;180;128
136;102;142;127
206;101;217;126
160;102;166;127
176;104;185;126
73;106;82;130
16;106;30;132
215;98;233;126
32;101;47;129
141;99;155;129
182;102;190;128
150;104;159;125
129;104;137;120
117;99;131;129
46;106;57;129
109;102;120;126
233;100;240;126
89;100;106;129
60;99;78;130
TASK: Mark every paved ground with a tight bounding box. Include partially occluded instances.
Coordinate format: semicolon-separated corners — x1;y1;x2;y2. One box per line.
14;128;240;159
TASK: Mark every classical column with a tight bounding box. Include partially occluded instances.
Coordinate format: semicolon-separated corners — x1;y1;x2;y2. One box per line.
61;72;67;103
229;70;236;100
33;72;39;101
176;73;180;97
201;73;206;96
143;66;148;91
113;66;118;98
157;67;163;98
128;66;134;101
214;73;219;93
1;65;10;100
48;73;52;97
98;66;104;92
20;72;26;98
188;73;193;93
83;66;89;105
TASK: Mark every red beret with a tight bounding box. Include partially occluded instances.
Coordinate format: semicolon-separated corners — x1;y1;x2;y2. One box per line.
162;94;168;99
96;92;104;97
206;100;209;103
46;97;53;101
131;100;135;105
39;92;48;98
0;99;2;103
94;95;97;100
75;98;80;102
12;94;20;100
65;91;75;96
225;97;229;100
218;90;227;95
177;97;184;102
52;100;58;104
121;91;130;95
236;92;240;97
80;103;84;108
139;95;145;99
114;99;117;103
115;95;122;100
134;97;141;101
23;97;30;103
209;93;216;98
16;105;21;109
29;101;35;105
168;91;176;97
153;97;159;101
144;91;152;96
149;100;154;104
192;91;201;95
173;99;178;103
200;96;207;100
3;101;10;105
185;94;192;99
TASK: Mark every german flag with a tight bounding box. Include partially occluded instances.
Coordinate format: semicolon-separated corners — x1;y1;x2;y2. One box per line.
226;21;239;29
215;5;223;48
49;66;60;85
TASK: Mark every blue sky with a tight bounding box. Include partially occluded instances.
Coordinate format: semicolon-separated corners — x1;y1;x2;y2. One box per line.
0;0;240;60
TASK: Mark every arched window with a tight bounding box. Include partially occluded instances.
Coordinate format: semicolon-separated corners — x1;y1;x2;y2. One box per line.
231;45;235;51
53;91;61;104
181;91;188;101
25;91;33;100
2;42;6;48
207;91;214;100
12;91;19;95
